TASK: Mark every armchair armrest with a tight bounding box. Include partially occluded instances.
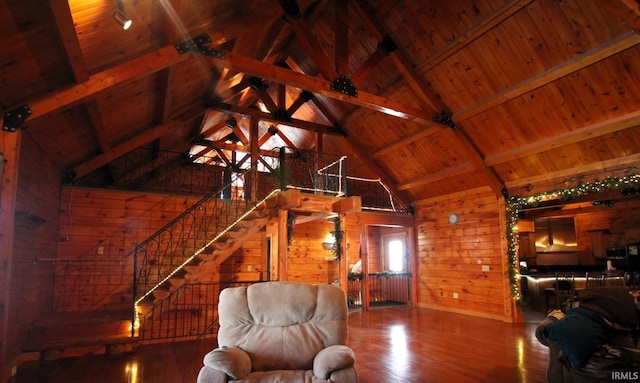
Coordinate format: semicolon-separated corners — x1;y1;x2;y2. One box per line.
203;346;252;380
313;345;355;379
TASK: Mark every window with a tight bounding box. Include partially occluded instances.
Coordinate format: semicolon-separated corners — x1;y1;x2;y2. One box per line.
387;237;405;272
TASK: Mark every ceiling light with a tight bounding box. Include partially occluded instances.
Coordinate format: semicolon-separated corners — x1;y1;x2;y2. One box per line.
113;1;132;30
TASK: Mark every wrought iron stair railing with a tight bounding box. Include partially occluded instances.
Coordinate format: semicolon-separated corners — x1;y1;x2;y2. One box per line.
132;167;277;307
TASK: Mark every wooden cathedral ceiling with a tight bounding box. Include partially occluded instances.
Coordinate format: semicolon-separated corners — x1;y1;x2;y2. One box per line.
2;0;640;205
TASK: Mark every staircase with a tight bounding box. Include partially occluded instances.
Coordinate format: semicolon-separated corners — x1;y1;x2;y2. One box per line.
134;188;297;342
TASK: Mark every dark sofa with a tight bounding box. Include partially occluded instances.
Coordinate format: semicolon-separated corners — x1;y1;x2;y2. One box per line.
535;287;640;383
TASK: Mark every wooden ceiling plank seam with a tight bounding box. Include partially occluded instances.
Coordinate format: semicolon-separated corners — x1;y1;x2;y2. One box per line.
485;109;640;167
281;8;339;80
46;0;89;83
334;0;349;76
415;0;534;74
3;45;188;127
198;48;436;125
453;31;640;123
397;163;474;191
505;152;640;190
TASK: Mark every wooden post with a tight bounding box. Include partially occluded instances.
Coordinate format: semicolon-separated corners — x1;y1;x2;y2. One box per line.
361;224;370;311
249;117;258;202
277;209;288;281
0;130;21;380
337;214;348;295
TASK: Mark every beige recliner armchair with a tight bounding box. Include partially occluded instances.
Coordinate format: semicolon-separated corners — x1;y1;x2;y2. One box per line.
197;281;358;383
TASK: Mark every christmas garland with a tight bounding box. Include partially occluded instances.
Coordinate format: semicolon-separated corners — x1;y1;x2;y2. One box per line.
506;174;640;303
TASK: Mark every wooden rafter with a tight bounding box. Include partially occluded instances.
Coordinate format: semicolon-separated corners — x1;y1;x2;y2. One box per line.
1;45;188;127
84;100;115;180
601;0;640;33
197;48;435;125
46;0;88;83
352;0;506;196
334;0;349;76
207;103;342;136
454;31;640;123
281;6;338;80
485;109;640;167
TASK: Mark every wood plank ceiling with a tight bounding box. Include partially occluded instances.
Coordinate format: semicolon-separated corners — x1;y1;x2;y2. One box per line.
2;0;640;205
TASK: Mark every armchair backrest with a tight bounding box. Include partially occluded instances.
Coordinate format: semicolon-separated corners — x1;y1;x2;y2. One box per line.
217;281;348;371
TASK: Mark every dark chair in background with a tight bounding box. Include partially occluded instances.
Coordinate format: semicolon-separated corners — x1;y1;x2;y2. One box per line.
545;273;575;313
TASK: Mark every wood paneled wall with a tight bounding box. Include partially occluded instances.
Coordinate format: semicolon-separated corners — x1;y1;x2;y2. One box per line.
9;134;61;362
55;188;208;312
287;220;338;284
415;187;514;322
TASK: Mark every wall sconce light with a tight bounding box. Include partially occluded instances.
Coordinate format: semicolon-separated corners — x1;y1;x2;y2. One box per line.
113;0;132;30
322;241;334;250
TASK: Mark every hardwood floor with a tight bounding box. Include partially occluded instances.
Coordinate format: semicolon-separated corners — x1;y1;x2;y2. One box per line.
10;307;549;383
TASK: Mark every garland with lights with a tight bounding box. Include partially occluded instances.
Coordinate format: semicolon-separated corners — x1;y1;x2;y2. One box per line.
506;174;640;304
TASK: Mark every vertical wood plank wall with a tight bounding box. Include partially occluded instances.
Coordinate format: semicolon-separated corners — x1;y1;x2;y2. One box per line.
415;187;513;322
55;188;212;312
9;134;61;363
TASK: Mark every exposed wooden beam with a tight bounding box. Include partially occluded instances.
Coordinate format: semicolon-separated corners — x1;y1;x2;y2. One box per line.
276;129;298;149
3;45;188;127
350;47;386;86
454;31;640;123
281;9;338;80
207;102;342;136
46;0;88;83
84;100;116;180
601;0;640;33
397;163;473;191
70;120;185;180
485;109;640;167
372;126;441;159
251;80;279;112
505;152;640;192
334;0;349;76
197;48;435;125
415;0;533;73
352;0;506;196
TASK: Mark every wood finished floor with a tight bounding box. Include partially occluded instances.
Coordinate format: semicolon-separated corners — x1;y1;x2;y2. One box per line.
10;306;549;383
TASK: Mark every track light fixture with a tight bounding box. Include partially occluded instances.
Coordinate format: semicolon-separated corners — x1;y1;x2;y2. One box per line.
112;0;132;30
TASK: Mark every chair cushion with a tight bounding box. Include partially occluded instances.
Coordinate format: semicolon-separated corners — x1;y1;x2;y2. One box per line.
313;345;355;379
203;346;251;380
